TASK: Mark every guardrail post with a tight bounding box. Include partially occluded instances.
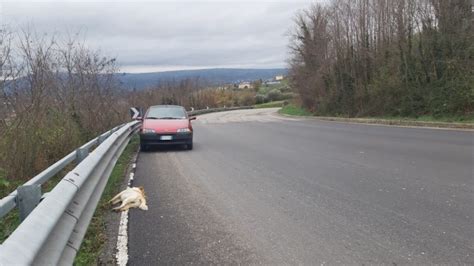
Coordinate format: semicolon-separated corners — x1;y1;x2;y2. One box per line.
76;147;89;163
17;184;41;221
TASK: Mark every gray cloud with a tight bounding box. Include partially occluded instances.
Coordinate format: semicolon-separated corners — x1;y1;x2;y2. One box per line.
1;1;312;72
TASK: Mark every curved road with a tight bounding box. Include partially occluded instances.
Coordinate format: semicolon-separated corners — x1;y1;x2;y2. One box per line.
129;108;473;264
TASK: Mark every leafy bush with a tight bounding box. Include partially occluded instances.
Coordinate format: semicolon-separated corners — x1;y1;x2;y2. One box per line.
267;89;283;101
255;94;268;104
237;91;256;106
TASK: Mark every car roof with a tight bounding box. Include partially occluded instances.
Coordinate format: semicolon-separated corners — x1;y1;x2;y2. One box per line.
149;105;184;109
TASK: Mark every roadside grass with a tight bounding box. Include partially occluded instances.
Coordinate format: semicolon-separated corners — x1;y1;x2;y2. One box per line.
0;209;20;243
0;167;15;198
279;104;313;116
371;115;474;124
279;104;474;128
0;167;21;243
74;135;139;265
255;100;286;108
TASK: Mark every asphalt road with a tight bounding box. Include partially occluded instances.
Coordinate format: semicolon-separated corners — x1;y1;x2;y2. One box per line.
129;108;473;265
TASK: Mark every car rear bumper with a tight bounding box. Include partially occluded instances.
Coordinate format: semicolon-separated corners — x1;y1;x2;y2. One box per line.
140;132;193;145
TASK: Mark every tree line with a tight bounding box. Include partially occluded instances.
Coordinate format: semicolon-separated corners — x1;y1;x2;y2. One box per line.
289;0;473;117
127;80;257;112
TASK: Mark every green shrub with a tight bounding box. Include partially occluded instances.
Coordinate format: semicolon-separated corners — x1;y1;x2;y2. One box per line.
279;105;313;116
267;89;283;101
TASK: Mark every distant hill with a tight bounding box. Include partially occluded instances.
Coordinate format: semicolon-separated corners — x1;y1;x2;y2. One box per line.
116;68;288;89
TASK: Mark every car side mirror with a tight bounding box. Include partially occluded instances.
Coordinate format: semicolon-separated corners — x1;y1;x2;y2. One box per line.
189;116;197;121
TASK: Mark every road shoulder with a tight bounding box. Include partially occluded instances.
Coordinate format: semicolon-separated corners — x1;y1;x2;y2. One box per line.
96;144;140;265
128;150;261;265
277;111;474;131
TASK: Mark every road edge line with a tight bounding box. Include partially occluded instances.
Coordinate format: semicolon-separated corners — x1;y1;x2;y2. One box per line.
115;156;138;265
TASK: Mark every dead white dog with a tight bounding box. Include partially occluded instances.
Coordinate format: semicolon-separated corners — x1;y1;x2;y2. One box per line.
109;186;148;211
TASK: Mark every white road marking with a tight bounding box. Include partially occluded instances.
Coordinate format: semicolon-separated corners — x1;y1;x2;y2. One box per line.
115;160;137;265
116;210;129;266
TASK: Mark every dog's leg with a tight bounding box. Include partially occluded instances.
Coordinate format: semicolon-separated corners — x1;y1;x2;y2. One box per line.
109;190;125;205
119;204;131;212
120;198;144;211
113;199;128;211
114;198;136;212
111;197;122;205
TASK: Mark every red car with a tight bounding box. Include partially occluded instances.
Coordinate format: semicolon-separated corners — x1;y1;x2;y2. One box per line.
139;105;196;150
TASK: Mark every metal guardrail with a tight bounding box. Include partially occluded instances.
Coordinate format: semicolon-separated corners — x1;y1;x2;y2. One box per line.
0;124;120;219
187;106;254;116
0;106;249;265
0;121;140;265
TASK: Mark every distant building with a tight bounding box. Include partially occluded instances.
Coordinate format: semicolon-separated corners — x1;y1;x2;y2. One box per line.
238;82;254;89
275;75;284;81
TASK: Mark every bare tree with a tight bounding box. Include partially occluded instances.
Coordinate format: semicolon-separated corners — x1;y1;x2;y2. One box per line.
0;27;127;180
289;0;473;116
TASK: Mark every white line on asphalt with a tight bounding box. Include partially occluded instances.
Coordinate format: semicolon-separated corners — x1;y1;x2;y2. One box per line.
128;173;134;187
116;210;129;266
115;159;137;265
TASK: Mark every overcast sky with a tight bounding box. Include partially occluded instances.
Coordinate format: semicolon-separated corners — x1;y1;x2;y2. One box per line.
0;0;314;73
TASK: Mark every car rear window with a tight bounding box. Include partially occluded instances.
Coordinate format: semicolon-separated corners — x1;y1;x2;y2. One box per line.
146;106;187;119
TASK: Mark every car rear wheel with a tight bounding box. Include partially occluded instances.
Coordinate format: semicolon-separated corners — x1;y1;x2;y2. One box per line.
140;142;147;151
186;143;193;150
